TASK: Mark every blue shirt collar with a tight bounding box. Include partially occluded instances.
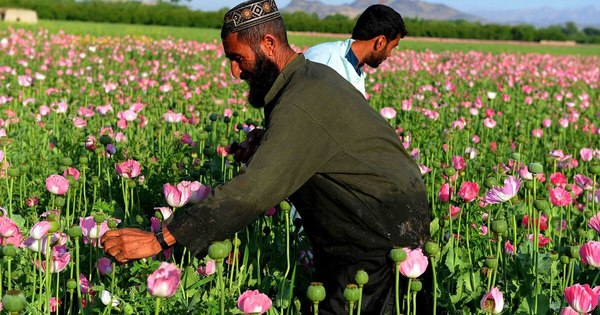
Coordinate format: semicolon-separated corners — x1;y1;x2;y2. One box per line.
345;46;362;76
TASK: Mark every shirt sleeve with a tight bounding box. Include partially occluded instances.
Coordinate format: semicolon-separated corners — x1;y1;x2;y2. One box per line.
167;102;341;256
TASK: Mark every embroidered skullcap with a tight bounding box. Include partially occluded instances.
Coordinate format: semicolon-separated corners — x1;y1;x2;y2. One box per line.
223;0;281;33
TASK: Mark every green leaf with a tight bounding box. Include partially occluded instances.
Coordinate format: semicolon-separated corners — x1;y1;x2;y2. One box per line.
430;218;440;237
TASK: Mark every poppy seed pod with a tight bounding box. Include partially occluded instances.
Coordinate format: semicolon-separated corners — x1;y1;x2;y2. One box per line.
410;280;423;292
2;290;27;312
491;220;508;234
208;241;230;260
2;244;17;257
424;241;440;256
528;162;543;174
355;270;369;286
66;279;77;290
61;157;73;166
67;225;83;238
389;247;407;263
343;284;360;302
306;282;326;303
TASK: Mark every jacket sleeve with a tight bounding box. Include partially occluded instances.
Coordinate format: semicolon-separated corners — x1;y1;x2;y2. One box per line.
166;102;340;256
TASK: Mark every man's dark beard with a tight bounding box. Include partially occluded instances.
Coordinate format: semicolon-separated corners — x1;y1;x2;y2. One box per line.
242;51;280;108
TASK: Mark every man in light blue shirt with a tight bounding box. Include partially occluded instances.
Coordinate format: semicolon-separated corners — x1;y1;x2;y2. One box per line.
304;5;407;97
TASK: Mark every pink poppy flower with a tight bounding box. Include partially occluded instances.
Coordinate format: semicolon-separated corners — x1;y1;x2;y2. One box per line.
589;212;600;234
29;221;52;240
452;156;466;171
379;107;397;119
574;174;594;190
527;234;551;247
550;186;573;207
49;297;61;313
458;181;479;202
542;118;552;128
34;245;70;273
483;117;496;128
63;167;80;181
449;205;461;219
579;241;600;268
163;110;183;123
504;240;515;255
522;214;548;231
531;128;543;138
80;273;90;294
399;248;428;278
480;287;504;314
419;164;431;175
580;148;594;162
147;262;181;298
564;283;598;313
45;175;69;195
114;159;141;179
0;216;22;247
482;176;521;204
163;183;191;208
96;257;113;275
438;183;452;203
237;290;272;315
197;260;216;276
560;307;581;315
550;172;567;187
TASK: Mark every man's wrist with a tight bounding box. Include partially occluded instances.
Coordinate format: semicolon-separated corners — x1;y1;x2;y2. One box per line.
154;229;170;250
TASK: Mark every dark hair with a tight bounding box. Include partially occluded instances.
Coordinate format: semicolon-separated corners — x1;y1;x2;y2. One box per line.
221;17;289;52
351;5;408;41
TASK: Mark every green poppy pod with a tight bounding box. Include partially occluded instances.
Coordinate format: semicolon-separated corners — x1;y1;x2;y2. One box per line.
410;280;423;292
208;241;230;260
355;270;369;286
389;247;407;263
343;284;360;302
2;290;27;312
306;282;326;302
2;244;17;257
424;241;440;257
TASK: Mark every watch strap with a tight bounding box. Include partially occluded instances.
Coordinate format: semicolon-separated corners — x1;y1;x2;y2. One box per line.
154;229;170;250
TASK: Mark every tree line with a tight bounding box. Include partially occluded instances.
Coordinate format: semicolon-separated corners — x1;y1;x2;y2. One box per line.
2;0;599;44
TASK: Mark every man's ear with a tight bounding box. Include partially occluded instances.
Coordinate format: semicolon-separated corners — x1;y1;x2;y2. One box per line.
261;34;277;57
373;35;387;51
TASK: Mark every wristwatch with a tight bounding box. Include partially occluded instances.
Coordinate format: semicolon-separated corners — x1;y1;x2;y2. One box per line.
154;228;170;250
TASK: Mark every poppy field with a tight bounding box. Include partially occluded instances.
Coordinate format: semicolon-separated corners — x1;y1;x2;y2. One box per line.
0;24;598;315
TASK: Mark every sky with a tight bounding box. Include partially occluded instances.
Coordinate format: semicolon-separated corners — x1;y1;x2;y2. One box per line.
188;0;599;12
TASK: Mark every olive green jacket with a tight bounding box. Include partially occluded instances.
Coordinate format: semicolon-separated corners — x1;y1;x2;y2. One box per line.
168;54;430;261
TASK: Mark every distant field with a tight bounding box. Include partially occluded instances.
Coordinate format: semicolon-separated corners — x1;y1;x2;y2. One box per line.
2;20;600;56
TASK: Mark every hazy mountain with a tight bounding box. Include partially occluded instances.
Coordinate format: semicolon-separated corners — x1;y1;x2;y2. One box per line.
468;5;600;28
283;0;480;21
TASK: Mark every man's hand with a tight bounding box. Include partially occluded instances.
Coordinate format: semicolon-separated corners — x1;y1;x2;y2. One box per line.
101;228;163;263
227;128;265;163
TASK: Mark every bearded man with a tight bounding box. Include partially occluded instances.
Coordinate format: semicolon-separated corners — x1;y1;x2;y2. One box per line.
102;1;431;313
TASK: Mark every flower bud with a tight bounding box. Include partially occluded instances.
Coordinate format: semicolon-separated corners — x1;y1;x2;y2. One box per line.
306;282;326;303
410;280;423;292
2;290;27;312
66;279;77;290
91;176;99;185
355;270;369;286
67;225;83;238
533;200;549;211
94;213;105;223
511;153;521;161
135;215;144;225
19;164;30;174
99;135;112;145
424;241;440;257
484;177;497;189
127;179;136;188
524;181;534;189
209;113;218;121
123;303;135;315
79;156;88;165
48;221;60;233
107;218;118;229
208;241;230;260
7;167;20;177
485;258;498;269
389;247;407;263
569;246;580;259
55;197;66;208
280;201;291;213
560;255;570;264
198;132;209;141
2;244;17;257
61;157;73;166
491;220;508;234
444;167;456;177
527;162;543;174
550;251;559;261
343;284;360;302
589;164;600;175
